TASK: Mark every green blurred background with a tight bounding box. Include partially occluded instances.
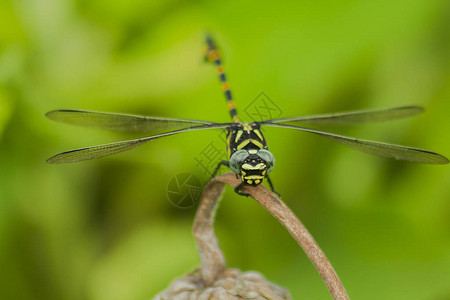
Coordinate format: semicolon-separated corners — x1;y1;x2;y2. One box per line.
1;0;449;299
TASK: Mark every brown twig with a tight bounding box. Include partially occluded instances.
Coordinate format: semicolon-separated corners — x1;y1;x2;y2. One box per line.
193;172;349;299
192;177;227;286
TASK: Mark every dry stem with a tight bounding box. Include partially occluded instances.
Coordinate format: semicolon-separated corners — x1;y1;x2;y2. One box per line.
193;172;349;299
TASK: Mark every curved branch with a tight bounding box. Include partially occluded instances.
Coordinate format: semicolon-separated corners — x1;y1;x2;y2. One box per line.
193;172;349;299
192;178;227;286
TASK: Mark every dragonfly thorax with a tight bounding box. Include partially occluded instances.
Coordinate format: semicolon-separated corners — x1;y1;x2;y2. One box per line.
226;123;267;158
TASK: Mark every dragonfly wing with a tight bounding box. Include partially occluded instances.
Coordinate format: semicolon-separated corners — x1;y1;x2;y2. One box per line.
47;123;231;164
46;139;149;164
263;106;423;126
46;109;215;132
264;123;449;164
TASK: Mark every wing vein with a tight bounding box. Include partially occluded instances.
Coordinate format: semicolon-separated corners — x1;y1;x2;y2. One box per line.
263;106;424;126
264;123;448;164
46;109;217;132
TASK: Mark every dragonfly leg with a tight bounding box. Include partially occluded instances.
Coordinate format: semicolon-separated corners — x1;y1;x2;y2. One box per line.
234;182;250;197
266;175;281;197
211;160;230;179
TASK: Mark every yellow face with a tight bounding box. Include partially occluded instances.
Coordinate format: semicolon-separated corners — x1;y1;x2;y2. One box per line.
240;162;267;185
229;148;275;186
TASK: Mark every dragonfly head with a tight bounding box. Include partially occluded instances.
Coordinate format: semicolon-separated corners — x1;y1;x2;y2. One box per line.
229;149;275;185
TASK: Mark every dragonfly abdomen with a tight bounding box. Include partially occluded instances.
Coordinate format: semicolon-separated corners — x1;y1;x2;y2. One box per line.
205;34;239;123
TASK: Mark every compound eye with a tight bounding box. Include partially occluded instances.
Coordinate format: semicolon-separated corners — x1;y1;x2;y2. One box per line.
257;149;275;172
229;150;249;173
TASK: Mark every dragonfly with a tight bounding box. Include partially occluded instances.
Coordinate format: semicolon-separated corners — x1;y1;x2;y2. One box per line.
46;35;449;196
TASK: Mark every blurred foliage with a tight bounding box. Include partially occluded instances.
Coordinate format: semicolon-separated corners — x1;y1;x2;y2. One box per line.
1;0;450;299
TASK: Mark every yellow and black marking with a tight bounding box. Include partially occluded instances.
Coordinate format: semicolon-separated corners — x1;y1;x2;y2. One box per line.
205;35;239;123
226;122;269;186
226;123;268;159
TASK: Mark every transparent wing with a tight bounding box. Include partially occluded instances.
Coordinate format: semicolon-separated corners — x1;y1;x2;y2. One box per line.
264;123;448;164
263;106;423;126
46;109;216;132
46;124;230;164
